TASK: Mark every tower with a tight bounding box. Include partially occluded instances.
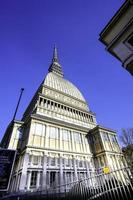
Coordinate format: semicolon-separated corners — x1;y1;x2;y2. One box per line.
1;47;124;193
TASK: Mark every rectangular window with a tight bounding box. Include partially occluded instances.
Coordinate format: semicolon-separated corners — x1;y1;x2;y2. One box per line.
85;137;89;144
33;156;39;165
101;132;109;141
49;127;58;139
77;172;84;180
111;135;116;143
73;132;82;143
50;157;56;166
62;129;70;141
65;158;70;167
30;171;37;187
35;123;43;136
79;160;83;168
65;172;71;184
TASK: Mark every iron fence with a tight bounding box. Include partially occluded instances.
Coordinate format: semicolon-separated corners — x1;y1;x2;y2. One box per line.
45;166;133;200
1;166;133;200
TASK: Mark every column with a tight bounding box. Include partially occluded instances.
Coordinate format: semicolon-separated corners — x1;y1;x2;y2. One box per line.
42;154;47;190
85;158;90;177
44;125;49;148
81;134;86;153
99;132;106;151
115;155;122;169
71;131;75;152
55;171;59;186
19;153;29;191
70;171;74;182
73;157;78;181
36;171;41;189
108;134;114;151
59;155;64;186
104;153;111;170
55;128;59;149
27;171;32;190
59;128;63;150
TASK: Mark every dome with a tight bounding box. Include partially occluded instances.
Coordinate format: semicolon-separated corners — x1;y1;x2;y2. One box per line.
44;72;86;102
43;46;87;104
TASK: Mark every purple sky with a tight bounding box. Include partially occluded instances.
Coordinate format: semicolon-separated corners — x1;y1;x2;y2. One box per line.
0;0;133;142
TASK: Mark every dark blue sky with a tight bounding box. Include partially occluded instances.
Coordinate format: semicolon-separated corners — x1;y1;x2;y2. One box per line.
0;0;133;142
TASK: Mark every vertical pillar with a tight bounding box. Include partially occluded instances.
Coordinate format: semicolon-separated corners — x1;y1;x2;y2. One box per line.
27;171;32;190
59;155;64;186
56;128;59;149
85;158;90;176
99;132;106;151
71;171;73;182
71;131;75;152
59;128;63;150
42;154;47;189
19;153;29;191
44;125;49;148
73;157;78;181
108;134;114;151
81;134;86;153
55;171;59;187
36;171;41;189
114;155;121;169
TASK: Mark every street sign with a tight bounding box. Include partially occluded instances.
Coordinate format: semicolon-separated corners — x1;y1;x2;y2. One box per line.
0;149;16;191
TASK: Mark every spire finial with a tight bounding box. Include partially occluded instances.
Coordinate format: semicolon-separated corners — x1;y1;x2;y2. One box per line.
48;45;64;77
53;44;58;62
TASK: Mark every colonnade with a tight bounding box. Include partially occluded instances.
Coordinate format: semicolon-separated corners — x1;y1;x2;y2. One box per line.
10;152;93;192
37;97;95;125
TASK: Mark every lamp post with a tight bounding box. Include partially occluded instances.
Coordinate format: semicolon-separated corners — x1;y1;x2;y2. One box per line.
12;88;24;121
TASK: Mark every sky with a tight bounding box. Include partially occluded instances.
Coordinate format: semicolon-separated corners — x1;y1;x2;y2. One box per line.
0;0;133;142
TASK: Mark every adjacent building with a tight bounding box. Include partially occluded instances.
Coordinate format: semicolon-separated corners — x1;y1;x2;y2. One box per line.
99;0;133;75
0;47;125;193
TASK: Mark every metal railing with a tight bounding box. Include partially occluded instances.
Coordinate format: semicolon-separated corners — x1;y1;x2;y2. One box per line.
1;166;133;200
46;166;133;200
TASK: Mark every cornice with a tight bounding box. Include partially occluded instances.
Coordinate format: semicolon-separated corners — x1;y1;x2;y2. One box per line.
99;0;130;40
88;125;116;134
93;150;123;157
26;145;93;157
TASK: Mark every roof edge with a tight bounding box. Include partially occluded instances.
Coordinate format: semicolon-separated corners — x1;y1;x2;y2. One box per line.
99;0;130;41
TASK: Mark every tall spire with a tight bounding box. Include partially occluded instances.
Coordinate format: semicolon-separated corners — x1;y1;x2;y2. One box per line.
53;44;58;62
48;45;64;77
